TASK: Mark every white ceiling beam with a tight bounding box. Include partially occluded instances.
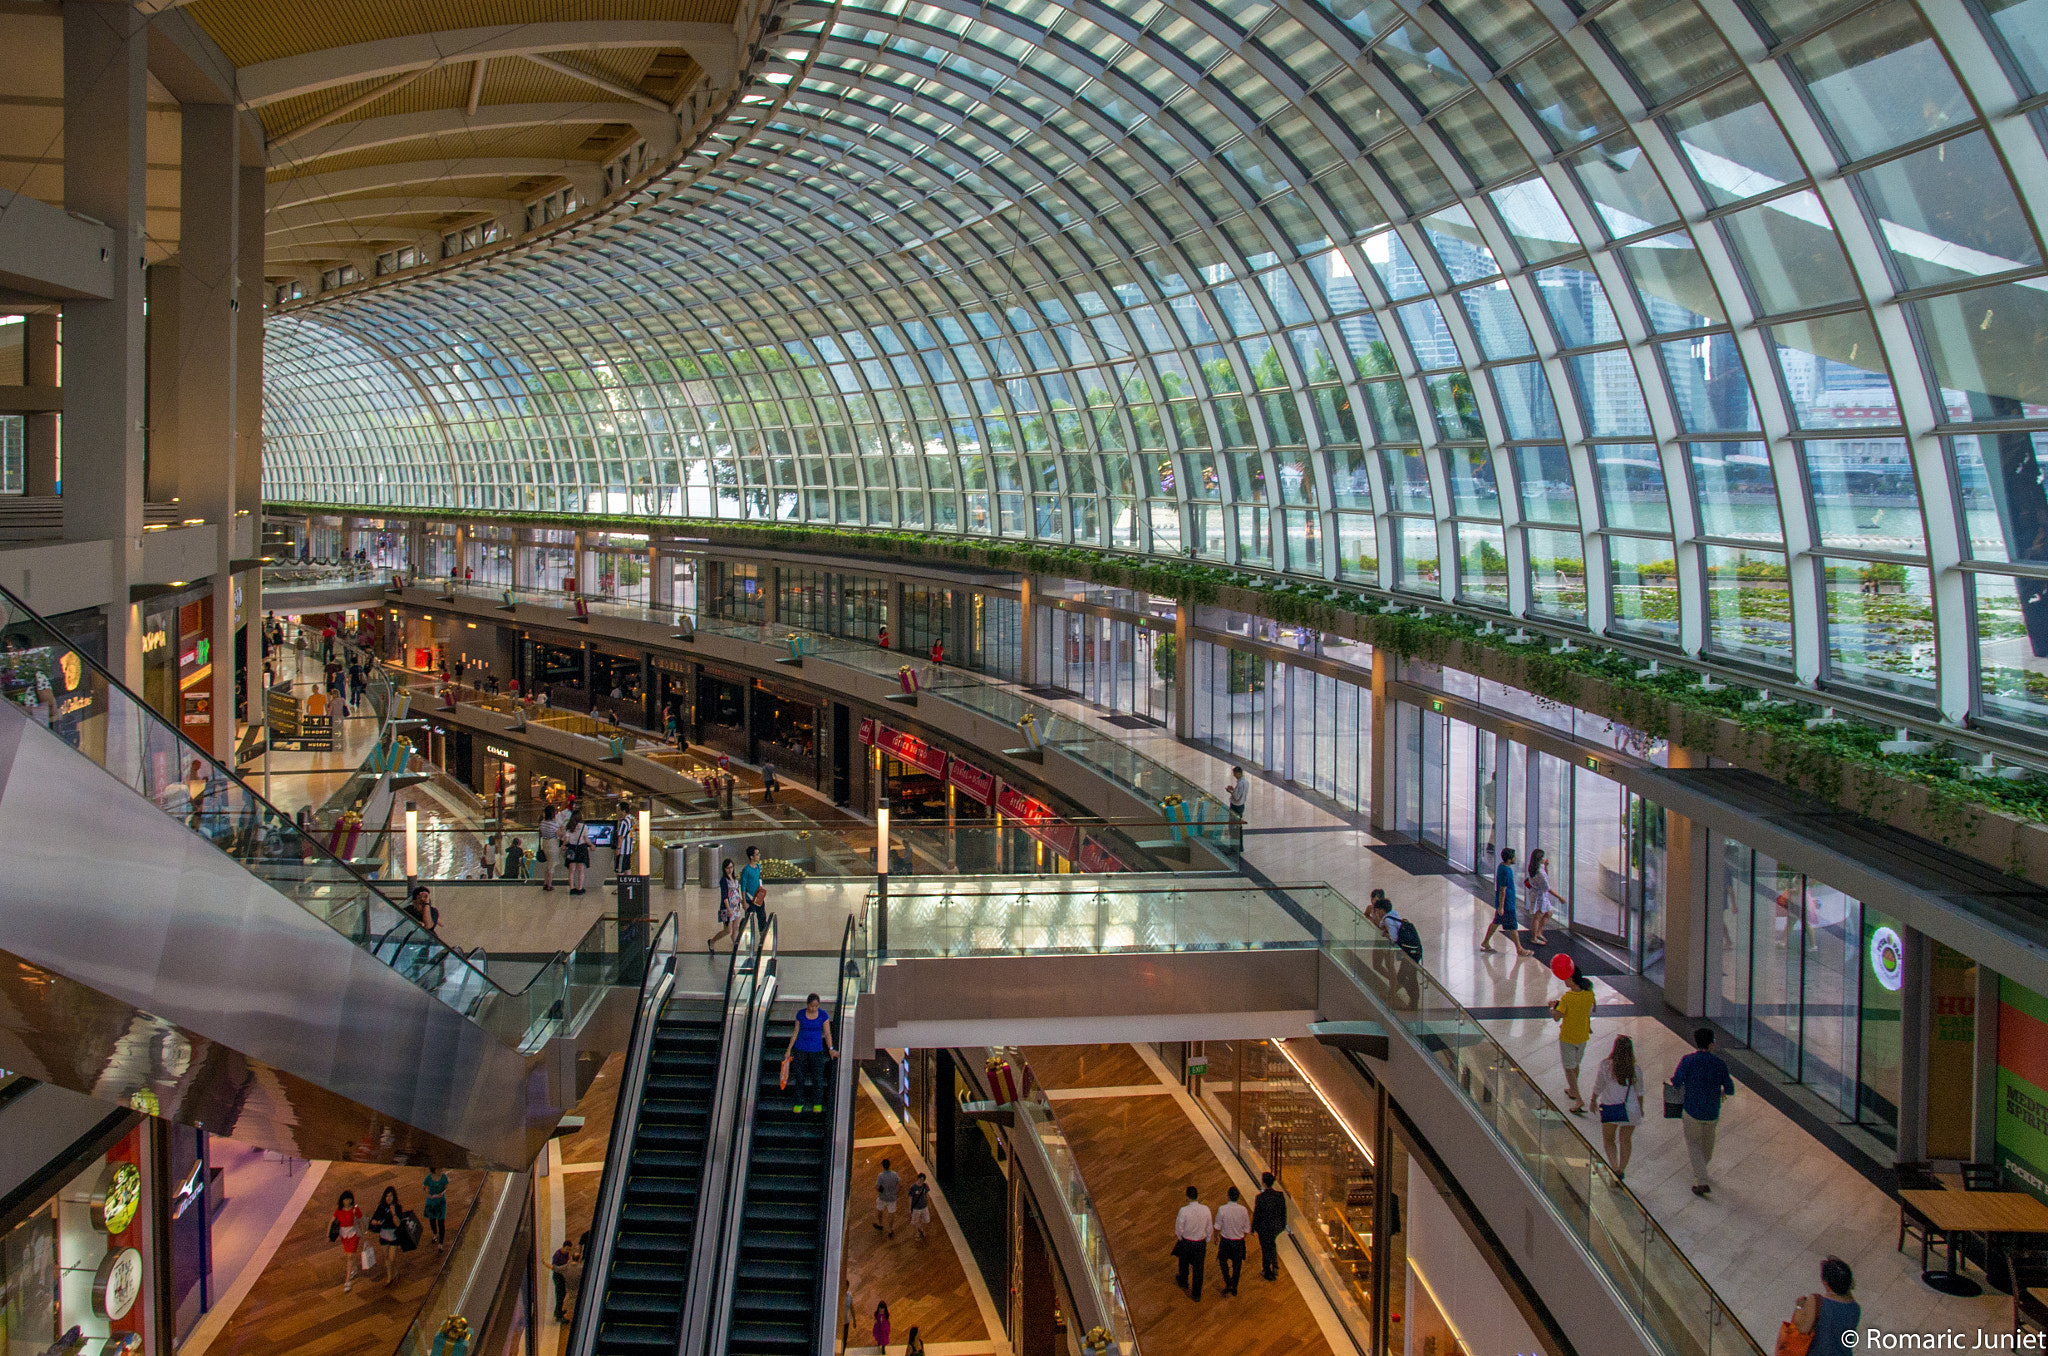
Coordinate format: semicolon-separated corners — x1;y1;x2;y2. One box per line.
522;53;672;115
267;157;570;210
465;59;487;117
270;103;670;169
266;197;504;235
268;68;432;149
238;21;739;109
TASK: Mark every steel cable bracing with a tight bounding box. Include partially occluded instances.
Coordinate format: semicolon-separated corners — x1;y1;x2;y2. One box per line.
264;0;2048;736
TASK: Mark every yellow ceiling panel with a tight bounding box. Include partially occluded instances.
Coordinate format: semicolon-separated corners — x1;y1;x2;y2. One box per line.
266;124;608;182
188;0;740;70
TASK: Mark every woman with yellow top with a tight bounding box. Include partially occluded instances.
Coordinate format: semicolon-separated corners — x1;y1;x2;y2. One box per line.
1549;974;1597;1114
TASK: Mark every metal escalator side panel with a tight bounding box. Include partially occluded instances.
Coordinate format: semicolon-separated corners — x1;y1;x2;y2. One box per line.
0;705;556;1167
811;992;858;1356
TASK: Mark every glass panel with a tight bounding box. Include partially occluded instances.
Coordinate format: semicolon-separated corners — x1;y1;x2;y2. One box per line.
1719;195;1862;314
1659;334;1759;434
1443;446;1501;517
1609;535;1680;639
1662;79;1804;206
1567;136;1680;239
1488;177;1583;264
1804;440;1924;554
1789;1;1971;161
1377;23;1471;110
1514;444;1578;524
1860;908;1909;1140
1433;96;1535;183
1458;522;1508;606
1688;442;1781;541
1565;352;1653;438
1708;843;1754;1040
1456;281;1536;360
1974;571;2048;727
1383;446;1435;514
1397;299;1459;370
1911;283;2048;421
1617;235;1724;333
1507;42;1620;148
1768;314;1898;432
1855;132;2042;291
1981;0;2048;92
1824;558;1937;699
1527;527;1587;620
1337;512;1379;581
1751;855;1805;1078
1592;0;1738;106
1534;264;1623;349
1492;362;1563;441
1952;431;2048;563
1572;764;1627;939
1800;881;1860;1117
1363;380;1420;440
1397;517;1441;592
1427;373;1486;440
1593;444;1671;532
1704;543;1794;666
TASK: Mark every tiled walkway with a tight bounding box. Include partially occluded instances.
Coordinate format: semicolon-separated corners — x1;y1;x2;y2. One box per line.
1007;683;2007;1345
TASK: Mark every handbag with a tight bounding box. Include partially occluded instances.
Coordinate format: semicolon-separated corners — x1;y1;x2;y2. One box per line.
1774;1300;1817;1356
400;1211;423;1252
1600;1100;1631;1124
780;1054;792;1090
360;1242;377;1269
1663;1082;1686;1120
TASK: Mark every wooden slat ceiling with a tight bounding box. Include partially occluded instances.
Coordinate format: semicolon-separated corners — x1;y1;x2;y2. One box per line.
172;0;739;275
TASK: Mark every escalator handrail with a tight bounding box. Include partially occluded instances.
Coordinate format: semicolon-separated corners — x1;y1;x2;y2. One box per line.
566;912;680;1356
0;585;550;1017
697;913;780;1356
672;910;770;1353
814;912;861;1356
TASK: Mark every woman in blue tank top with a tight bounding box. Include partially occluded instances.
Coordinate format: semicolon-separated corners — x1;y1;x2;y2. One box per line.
1790;1256;1859;1353
783;992;837;1115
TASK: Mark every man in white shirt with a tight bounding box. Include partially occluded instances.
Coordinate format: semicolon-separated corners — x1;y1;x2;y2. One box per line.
1214;1186;1252;1296
1224;767;1248;854
1172;1186;1213;1301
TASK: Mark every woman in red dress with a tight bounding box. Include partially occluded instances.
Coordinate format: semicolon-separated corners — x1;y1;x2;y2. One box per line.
330;1189;365;1292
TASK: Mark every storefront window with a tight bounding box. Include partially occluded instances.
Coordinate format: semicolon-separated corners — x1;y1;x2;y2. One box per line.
0;1125;154;1356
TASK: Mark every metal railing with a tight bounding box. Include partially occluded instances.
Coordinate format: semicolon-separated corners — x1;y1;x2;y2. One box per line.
698;912;780;1356
814;913;862;1356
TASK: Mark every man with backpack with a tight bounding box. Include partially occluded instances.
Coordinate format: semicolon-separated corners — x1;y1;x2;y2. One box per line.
1366;893;1423;1009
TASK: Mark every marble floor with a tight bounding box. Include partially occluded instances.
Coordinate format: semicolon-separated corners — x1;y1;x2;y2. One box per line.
990;681;2010;1346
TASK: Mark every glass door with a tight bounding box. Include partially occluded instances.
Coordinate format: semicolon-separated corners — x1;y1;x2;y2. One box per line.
1419;706;1447;852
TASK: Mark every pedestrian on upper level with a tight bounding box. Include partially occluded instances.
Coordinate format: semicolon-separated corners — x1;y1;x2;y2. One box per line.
1788;1256;1860;1353
784;991;835;1115
1668;1027;1736;1196
1225;766;1248;852
1525;848;1562;945
330;1189;365;1293
1172;1185;1212;1301
1215;1186;1251;1296
539;804;563;892
1481;846;1532;958
873;1159;900;1237
1591;1034;1644;1178
908;1171;932;1240
1251;1172;1287;1281
561;810;590;895
1549;972;1596;1114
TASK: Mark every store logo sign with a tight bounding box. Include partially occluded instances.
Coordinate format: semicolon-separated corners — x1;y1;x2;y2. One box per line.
91;1161;141;1235
1870;925;1906;992
141;628;166;654
95;1247;143;1320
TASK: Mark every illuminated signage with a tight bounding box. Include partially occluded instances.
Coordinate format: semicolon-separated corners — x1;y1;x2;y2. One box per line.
94;1248;143;1320
485;745;512;759
1870;926;1905;992
141;629;167;654
91;1161;141;1235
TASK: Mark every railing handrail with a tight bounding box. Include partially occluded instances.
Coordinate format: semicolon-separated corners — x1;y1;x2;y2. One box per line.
566;912;679;1356
388;1171;497;1356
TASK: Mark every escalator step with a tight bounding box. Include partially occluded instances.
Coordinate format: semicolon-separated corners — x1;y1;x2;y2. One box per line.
594;1323;677;1353
736;1258;813;1283
733;1291;813;1316
602;1292;680;1318
739;1229;818;1260
608;1260;688;1286
726;1319;811;1353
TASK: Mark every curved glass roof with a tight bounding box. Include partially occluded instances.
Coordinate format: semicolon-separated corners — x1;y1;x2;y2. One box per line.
263;0;2048;735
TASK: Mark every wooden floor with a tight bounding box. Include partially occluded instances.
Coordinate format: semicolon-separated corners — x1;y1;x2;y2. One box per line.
205;1163;483;1356
841;1079;999;1351
1021;1046;1336;1356
560;1053;625;1166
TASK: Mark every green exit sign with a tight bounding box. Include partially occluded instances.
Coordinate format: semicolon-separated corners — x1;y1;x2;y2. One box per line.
1430;699;1443;713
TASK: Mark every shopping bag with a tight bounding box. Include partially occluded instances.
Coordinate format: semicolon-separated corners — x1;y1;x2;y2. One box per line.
1662;1083;1685;1120
780;1055;792;1090
400;1211;423;1252
360;1242;377;1269
1774;1318;1812;1356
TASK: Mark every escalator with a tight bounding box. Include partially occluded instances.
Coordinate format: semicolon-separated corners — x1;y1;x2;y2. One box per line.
0;585;588;1168
710;917;861;1356
594;998;721;1352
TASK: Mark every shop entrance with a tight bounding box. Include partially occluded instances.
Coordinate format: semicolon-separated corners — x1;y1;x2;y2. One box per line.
1034;607;1172;725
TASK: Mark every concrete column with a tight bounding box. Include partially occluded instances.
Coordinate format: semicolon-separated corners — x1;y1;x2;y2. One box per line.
144;263;180;503
1976;961;2001;1165
239;164;265;725
887;575;903;649
1898;926;1930;1163
63;0;150;686
1018;576;1036;686
177;102;240;762
22;313;58;496
763;564;779;624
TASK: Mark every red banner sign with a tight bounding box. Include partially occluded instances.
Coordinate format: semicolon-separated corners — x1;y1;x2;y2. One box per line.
857;716;875;747
995;783;1078;859
946;757;995;806
1078;838;1127;874
874;723;948;778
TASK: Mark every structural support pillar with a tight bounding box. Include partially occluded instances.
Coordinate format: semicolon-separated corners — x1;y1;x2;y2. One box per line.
1018;576;1035;686
1172;602;1191;739
239;163;265;726
1368;648;1393;834
176;101;240;764
63;0;149;685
